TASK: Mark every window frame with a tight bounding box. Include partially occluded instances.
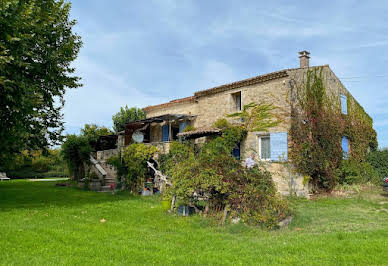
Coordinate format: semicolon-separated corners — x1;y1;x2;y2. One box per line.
231;91;242;112
257;134;271;161
340;94;348;115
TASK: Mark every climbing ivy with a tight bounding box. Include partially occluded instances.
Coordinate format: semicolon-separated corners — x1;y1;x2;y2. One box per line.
290;68;377;191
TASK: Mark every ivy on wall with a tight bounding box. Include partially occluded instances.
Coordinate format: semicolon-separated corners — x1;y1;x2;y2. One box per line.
289;68;377;191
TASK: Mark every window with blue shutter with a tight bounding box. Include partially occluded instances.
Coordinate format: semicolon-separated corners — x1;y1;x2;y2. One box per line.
179;122;187;133
232;143;240;160
260;136;270;160
340;94;347;115
162;125;169;142
270;132;288;161
342;136;349;159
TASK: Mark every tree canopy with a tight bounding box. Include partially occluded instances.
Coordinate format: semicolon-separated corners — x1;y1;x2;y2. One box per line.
0;0;82;167
80;124;113;143
112;105;146;133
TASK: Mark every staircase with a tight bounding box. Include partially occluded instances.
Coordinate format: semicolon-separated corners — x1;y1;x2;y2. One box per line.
90;155;116;192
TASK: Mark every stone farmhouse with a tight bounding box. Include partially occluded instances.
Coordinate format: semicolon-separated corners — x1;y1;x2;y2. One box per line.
95;51;369;195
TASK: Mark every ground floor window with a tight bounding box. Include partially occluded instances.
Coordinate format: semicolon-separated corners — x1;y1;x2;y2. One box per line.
256;132;288;161
258;135;271;160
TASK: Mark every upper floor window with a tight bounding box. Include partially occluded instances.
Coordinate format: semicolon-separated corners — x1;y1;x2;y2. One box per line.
342;136;349;159
232;91;241;111
340;94;347;115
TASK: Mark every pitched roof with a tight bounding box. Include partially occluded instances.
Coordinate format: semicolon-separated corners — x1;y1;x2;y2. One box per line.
194;69;288;97
142;65;328;112
143;96;195;112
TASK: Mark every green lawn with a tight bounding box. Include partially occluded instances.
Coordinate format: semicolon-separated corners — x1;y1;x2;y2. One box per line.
1;180;388;265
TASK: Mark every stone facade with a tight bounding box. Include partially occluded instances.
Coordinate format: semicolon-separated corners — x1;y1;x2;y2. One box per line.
140;63;369;197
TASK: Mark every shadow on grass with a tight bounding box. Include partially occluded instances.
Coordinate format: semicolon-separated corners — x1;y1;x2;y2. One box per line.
0;180;139;211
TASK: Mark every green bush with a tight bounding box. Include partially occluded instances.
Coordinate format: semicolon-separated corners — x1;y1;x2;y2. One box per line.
161;122;288;229
106;153;128;189
337;159;380;185
121;144;158;191
61;135;92;180
367;149;388;178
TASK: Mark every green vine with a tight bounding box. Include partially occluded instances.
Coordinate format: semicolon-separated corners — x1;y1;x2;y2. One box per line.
289;68;377;191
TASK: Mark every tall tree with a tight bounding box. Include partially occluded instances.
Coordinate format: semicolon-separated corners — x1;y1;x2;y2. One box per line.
0;0;82;167
112;105;146;133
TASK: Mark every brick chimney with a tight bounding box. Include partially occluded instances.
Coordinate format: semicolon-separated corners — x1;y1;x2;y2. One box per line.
299;50;310;68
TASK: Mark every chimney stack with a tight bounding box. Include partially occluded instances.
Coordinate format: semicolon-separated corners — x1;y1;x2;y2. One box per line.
299;50;310;68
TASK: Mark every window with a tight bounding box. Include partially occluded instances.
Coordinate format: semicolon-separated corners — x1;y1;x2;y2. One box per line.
232;143;241;160
259;136;271;160
257;132;288;161
232;91;241;111
342;136;349;159
340;94;347;115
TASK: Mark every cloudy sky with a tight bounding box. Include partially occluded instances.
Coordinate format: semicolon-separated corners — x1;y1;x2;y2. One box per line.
65;0;388;148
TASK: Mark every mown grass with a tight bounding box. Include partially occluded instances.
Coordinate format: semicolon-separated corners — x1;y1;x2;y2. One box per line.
1;180;388;265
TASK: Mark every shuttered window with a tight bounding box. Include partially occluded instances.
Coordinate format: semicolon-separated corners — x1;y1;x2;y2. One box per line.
260;136;271;160
232;143;241;160
340;94;347;115
270;132;288;161
162;125;169;142
342;136;349;159
179;122;187;133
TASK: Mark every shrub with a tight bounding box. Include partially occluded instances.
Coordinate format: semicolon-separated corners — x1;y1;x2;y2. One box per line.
161;122;288;229
61;135;92;180
367;149;388;178
122;144;158;191
337;159;380;185
106;153;128;189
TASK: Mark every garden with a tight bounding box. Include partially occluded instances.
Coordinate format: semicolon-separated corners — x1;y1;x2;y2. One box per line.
0;179;387;265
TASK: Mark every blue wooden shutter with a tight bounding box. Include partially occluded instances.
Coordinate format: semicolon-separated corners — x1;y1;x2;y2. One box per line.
179;122;187;133
162;125;169;142
232;143;240;160
270;132;288;161
340;94;347;115
342;136;349;159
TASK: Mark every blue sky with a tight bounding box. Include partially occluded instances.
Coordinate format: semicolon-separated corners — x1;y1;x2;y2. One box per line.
64;0;388;148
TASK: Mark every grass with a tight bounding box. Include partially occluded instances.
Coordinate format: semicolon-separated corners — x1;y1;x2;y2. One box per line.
1;180;388;265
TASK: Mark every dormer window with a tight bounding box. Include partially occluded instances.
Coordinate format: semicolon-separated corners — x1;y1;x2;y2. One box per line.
232;91;241;111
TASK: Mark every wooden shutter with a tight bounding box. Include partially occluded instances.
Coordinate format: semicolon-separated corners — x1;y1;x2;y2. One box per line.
162;125;169;142
179;122;187;133
340;94;347;115
342;136;349;159
232;143;240;160
270;132;288;161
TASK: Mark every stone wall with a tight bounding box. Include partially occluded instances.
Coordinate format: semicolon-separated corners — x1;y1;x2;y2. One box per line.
141;65;368;197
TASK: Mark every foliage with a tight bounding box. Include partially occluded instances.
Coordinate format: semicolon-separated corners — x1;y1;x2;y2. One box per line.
61;135;91;180
161;122;288;228
112;105;146;133
183;125;196;132
81;124;113;143
289;68;377;191
337;159;380;185
367;149;388;178
122;144;158;191
106;153;128;189
0;0;82;167
227;102;282;132
5;149;67;178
